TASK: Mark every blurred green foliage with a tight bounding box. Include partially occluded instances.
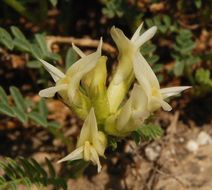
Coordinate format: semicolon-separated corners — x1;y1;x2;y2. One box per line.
0;26;60;61
195;68;212;96
0;157;67;190
132;123;164;144
145;14;178;34
0;26;61;85
102;0;125;18
0;86;72;150
172;29;200;78
2;0;57;23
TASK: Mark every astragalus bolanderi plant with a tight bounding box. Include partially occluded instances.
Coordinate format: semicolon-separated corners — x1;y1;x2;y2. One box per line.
38;23;190;172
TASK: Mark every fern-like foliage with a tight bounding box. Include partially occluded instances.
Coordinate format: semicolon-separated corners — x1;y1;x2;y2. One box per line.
145;14;178;34
0;86;54;127
108;124;164;148
0;26;59;60
172;29;200;77
0;86;72;150
0;157;67;190
194;68;212;96
102;0;125;18
132;123;164;144
0;26;79;85
0;25;61;85
195;68;212;87
2;0;58;23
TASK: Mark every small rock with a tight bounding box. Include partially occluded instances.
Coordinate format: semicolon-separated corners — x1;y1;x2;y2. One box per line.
196;131;212;146
53;138;62;146
186;140;199;152
124;141;136;153
155;145;161;152
111;157;118;165
179;137;184;143
145;146;160;161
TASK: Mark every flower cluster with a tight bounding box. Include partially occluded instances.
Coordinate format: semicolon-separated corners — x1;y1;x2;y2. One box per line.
38;23;190;172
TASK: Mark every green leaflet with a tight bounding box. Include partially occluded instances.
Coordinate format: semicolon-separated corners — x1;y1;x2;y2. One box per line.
0;157;67;190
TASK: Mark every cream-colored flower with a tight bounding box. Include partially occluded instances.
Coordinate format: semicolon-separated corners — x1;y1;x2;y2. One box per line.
38;39;103;119
108;23;191;112
105;84;149;137
58;108;107;172
107;23;157;113
71;44;110;122
133;51;191;112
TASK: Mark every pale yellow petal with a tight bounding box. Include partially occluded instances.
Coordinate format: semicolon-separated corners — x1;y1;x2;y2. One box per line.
148;97;172;112
148;97;162;112
160;100;172;111
133;54;152;96
134;26;157;48
39;84;68;97
93;131;107;156
67;42;102;100
116;100;132;131
38;58;65;82
72;43;85;58
97;37;103;54
90;146;102;173
131;22;143;42
117;84;149;133
89;108;99;144
67;39;102;76
77;108;98;147
160;86;191;99
57;146;83;163
134;52;159;89
84;141;91;161
131;84;150;119
110;26;132;54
